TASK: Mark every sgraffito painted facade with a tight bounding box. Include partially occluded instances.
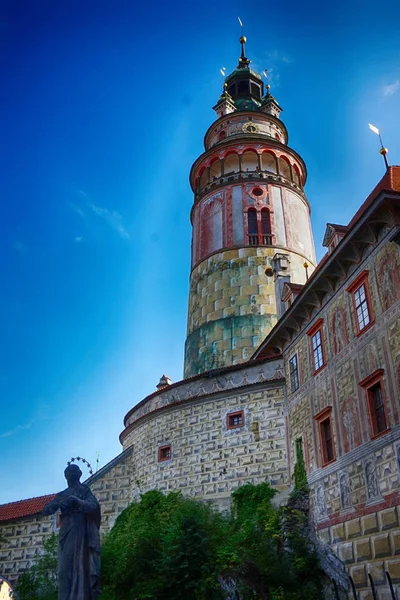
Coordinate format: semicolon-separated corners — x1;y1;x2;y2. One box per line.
254;167;400;597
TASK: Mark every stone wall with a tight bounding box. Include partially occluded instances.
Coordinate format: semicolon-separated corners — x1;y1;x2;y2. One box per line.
121;360;289;509
284;227;400;597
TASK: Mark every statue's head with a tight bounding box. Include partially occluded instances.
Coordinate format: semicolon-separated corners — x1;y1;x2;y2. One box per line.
64;464;82;485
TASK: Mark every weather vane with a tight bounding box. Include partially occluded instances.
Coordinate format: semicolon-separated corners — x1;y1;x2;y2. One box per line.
368;123;389;170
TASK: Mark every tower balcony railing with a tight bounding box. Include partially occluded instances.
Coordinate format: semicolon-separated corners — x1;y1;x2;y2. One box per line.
195;169;303;201
248;234;272;246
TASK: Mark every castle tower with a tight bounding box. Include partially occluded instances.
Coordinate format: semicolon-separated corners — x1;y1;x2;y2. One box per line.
184;38;316;377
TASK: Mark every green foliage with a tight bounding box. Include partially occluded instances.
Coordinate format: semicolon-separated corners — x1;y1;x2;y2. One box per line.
101;483;324;600
101;490;226;600
13;484;324;600
293;438;308;492
13;534;58;600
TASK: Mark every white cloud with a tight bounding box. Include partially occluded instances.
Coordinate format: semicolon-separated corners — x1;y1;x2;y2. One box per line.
69;191;130;241
0;421;33;438
267;50;294;64
89;203;130;240
382;80;399;97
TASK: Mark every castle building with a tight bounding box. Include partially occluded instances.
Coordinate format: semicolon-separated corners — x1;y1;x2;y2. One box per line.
1;38;400;599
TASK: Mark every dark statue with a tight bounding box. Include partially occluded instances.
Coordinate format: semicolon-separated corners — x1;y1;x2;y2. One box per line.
42;464;101;600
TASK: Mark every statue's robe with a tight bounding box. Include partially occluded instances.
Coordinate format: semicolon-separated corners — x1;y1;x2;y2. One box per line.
44;484;101;600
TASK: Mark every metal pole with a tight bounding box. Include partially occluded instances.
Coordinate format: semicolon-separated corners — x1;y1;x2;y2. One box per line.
378;133;390;170
349;576;358;600
368;574;378;600
385;571;396;600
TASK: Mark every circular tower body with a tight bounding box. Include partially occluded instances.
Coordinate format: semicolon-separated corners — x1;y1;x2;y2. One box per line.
184;50;316;378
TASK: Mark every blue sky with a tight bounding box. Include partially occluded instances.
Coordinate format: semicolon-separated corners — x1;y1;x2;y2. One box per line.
1;0;399;504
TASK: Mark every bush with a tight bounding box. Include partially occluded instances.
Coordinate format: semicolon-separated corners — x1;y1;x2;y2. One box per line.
14;484;324;600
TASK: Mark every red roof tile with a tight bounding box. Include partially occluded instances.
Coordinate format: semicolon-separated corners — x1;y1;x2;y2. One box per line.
0;494;56;522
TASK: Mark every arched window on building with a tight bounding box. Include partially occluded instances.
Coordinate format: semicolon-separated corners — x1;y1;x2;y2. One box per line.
293;164;301;187
261;151;277;174
199;167;208;191
247;208;258;245
261;209;272;244
247;208;272;246
278;156;291;181
224;152;240;176
209;157;222;181
242;150;259;173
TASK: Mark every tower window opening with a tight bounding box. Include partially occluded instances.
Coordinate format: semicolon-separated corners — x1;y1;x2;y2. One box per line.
278;157;291;180
238;80;249;95
247;209;258;245
261;152;277;174
251;82;261;98
261;209;272;245
247;208;272;246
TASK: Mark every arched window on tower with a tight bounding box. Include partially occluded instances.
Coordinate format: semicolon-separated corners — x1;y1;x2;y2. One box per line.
261;209;272;245
199;167;208;191
261;151;277;174
247;208;258;245
293;165;301;187
278;156;291;181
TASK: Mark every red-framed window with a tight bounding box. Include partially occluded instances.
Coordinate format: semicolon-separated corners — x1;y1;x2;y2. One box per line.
314;406;336;467
306;319;326;375
247;208;272;245
227;410;245;430
359;369;390;439
347;270;374;336
158;444;172;462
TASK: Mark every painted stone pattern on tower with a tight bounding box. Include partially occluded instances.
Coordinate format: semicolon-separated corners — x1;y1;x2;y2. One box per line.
254;174;400;598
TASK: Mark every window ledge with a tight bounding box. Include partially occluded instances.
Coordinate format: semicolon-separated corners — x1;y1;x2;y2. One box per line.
371;427;391;441
356;320;375;338
321;458;336;468
313;363;327;377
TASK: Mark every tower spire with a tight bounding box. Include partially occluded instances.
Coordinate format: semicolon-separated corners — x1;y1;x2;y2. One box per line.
237;17;250;68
